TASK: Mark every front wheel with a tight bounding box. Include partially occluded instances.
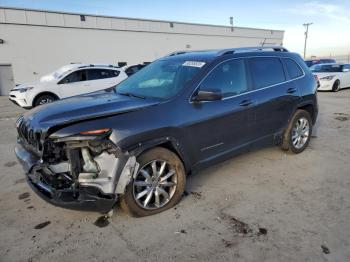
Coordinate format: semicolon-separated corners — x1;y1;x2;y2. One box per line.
281;110;312;154
120;147;186;217
332;80;340;92
33;94;57;107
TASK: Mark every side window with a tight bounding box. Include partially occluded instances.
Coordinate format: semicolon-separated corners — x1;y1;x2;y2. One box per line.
87;69;120;80
110;69;120;77
284;58;303;79
200;59;248;98
59;70;87;84
248;57;286;89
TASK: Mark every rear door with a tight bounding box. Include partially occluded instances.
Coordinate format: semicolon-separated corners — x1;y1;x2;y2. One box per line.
187;58;256;161
86;69;121;92
247;57;302;139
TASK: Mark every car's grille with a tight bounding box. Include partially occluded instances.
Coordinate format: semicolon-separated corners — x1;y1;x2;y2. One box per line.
16;116;43;155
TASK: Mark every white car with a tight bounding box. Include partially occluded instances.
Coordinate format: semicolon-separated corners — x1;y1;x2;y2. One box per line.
9;64;128;108
311;63;350;92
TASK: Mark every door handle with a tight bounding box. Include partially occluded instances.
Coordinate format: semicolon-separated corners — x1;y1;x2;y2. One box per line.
239;99;255;107
286;87;297;94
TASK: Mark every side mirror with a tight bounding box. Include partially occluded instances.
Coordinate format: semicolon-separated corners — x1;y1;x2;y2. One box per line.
192;88;222;102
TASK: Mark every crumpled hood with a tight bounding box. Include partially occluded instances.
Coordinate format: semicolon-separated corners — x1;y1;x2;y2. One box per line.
21;89;161;134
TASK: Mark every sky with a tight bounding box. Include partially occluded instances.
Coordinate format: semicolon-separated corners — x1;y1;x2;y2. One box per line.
1;0;350;57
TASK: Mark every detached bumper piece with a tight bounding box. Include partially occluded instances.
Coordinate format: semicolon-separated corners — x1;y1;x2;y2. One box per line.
27;165;117;213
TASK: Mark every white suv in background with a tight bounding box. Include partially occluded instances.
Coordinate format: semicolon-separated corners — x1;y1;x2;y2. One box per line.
311;63;350;92
9;64;128;108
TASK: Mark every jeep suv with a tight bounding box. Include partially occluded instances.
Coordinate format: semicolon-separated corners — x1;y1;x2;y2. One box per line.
15;46;318;217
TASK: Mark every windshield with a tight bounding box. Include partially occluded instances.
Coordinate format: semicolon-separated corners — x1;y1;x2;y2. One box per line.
40;64;76;82
116;59;203;99
310;64;342;73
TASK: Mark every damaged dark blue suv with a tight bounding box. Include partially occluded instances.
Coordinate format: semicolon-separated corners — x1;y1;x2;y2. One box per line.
15;46;318;216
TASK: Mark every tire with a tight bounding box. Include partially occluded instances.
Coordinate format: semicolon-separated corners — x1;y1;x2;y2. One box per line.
33;94;57;107
332;80;340;92
281;110;312;154
120;147;186;217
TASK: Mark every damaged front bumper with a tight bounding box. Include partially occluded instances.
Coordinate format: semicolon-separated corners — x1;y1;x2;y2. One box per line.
15;135;138;213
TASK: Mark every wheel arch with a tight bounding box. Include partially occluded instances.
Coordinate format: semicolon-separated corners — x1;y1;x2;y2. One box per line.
32;92;60;107
128;136;191;173
297;103;316;124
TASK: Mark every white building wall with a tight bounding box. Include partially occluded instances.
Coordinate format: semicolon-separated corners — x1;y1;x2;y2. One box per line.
0;7;284;85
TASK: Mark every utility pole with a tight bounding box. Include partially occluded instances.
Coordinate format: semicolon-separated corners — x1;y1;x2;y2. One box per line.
303;23;313;59
230;17;234;32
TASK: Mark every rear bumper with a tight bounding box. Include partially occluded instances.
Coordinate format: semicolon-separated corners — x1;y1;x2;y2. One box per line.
15;143;117;213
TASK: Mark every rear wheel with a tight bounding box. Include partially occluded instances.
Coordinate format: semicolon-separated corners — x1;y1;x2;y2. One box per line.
120;147;186;217
281;110;312;154
332;80;340;92
33;94;57;107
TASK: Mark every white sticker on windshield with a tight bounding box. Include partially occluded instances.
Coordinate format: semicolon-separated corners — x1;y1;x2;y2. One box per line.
182;61;206;68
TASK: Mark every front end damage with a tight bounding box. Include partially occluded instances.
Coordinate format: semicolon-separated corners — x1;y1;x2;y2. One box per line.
15;123;139;213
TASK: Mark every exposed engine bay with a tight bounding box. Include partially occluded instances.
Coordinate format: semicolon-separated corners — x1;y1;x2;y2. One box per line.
16;121;139;213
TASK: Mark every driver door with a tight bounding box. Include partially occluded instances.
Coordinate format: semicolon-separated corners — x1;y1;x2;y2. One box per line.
58;69;91;98
186;58;256;162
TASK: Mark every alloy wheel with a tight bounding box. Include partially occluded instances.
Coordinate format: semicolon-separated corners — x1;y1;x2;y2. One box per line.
39;98;53;105
133;160;177;210
291;117;310;149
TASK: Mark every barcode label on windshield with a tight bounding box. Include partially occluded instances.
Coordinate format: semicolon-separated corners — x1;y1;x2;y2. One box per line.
183;61;206;68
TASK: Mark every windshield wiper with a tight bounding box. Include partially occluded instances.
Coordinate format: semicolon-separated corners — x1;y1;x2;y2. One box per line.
118;92;146;99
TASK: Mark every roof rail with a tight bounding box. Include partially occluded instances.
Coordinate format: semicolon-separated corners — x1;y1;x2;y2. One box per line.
218;46;289;56
167;51;188;56
76;64;122;69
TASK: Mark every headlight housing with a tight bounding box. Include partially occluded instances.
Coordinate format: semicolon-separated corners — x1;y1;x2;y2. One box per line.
19;87;34;93
320;75;335;81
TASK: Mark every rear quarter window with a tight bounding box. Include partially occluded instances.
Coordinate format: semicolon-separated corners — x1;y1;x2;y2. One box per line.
284;58;304;79
248;57;286;89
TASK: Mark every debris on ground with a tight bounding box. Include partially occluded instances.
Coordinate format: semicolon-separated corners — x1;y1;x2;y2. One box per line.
94;216;110;228
321;245;330;254
34;221;51;229
18;192;30;200
190;191;202;199
220;213;253;235
4;161;17;167
334;113;350;121
175;229;187;234
258;227;268;235
219;212;268;239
